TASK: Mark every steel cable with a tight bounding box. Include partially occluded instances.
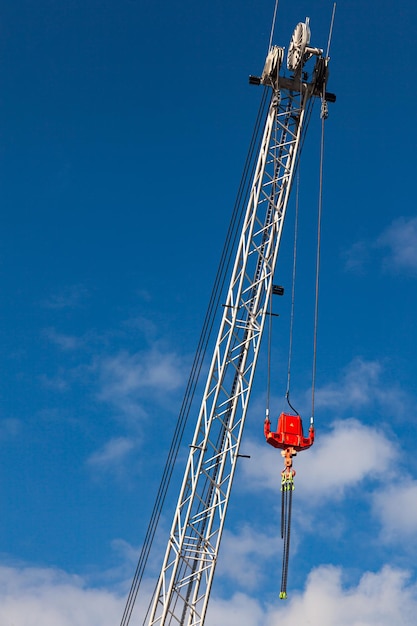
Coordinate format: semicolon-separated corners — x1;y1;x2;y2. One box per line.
311;110;326;422
281;486;293;596
280;487;288;596
119;88;271;626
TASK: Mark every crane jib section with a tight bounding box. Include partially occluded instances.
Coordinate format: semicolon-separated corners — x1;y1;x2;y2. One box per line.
146;44;328;626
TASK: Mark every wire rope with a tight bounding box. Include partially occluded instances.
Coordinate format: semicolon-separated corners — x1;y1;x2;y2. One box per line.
264;96;315;422
280;486;293;596
265;273;273;420
119;88;271;626
311;109;326;422
152;88;272;625
309;4;334;423
268;0;280;53
326;3;337;59
285;169;300;415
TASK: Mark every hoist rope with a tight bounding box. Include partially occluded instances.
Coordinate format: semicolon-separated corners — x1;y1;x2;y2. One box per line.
326;3;337;59
162;90;272;624
268;0;280;52
265;286;273;420
118;89;271;626
280;481;293;599
309;0;334;427
264;96;316;422
311;110;326;422
285;170;300;415
309;6;334;424
162;89;270;621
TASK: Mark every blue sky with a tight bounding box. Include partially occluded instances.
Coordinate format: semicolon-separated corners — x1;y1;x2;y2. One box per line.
1;0;417;624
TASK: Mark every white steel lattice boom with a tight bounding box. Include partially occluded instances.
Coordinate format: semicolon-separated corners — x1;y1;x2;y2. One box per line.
146;22;331;626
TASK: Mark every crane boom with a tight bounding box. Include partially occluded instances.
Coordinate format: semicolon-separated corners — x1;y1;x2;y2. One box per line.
146;22;332;626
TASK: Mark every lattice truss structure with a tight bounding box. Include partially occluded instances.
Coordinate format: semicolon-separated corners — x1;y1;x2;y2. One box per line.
147;45;321;626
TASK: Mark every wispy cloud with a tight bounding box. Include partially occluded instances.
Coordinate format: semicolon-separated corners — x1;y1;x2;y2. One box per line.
313;357;408;417
87;436;136;470
216;526;278;590
344;216;417;275
123;316;158;341
95;347;186;420
39;373;70;391
295;418;396;497
42;285;89;310
0;564;124;626
372;479;417;543
207;591;264;626
35;331;188;475
44;327;83;351
377;216;417;273
342;240;371;273
85;346;188;475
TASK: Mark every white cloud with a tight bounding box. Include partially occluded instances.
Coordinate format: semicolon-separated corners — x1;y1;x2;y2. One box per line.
0;560;416;626
42;285;88;309
87;346;187;473
87;436;136;469
342;240;370;272
344;216;417;275
0;565;124;626
123;315;158;340
372;479;417;542
314;358;382;409
207;565;417;626
267;564;417;626
313;357;407;416
0;560;166;626
377;216;417;273
88;346;187;429
296;419;395;497
216;526;278;589
206;591;264;626
242;419;396;500
97;348;185;411
91;539;143;591
39;374;70;391
44;327;82;351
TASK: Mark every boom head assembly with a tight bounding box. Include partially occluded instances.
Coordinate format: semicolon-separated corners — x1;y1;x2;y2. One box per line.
287;18;323;72
249;18;336;104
